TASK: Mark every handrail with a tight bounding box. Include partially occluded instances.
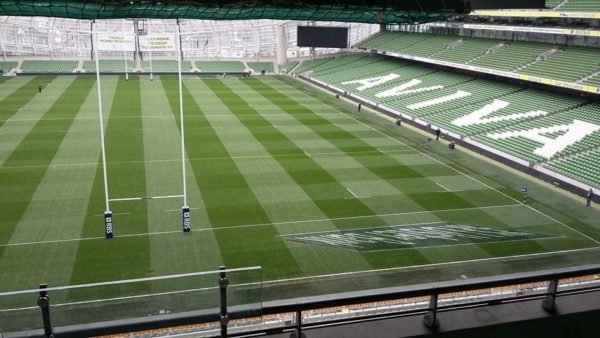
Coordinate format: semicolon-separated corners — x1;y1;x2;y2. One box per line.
3;264;600;338
0;266;261;297
259;263;600;314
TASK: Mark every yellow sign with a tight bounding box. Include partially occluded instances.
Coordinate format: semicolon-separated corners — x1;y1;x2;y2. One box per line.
562;29;600;37
519;74;599;93
462;23;600;37
470;10;600;19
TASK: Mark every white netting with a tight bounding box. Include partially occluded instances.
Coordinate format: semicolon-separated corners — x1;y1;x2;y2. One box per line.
0;17;378;59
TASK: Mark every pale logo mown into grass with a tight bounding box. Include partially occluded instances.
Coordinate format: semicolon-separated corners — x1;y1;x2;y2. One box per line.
282;222;553;251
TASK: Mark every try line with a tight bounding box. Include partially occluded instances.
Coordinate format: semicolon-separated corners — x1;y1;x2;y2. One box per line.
0;149;417;171
0;204;522;248
109;195;183;202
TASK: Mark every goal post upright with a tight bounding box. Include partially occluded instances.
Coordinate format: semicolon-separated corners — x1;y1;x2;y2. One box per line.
177;19;190;232
92;20;113;239
149;49;153;81
123;19;129;81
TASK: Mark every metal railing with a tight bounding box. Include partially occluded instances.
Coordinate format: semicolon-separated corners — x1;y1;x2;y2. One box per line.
2;264;600;338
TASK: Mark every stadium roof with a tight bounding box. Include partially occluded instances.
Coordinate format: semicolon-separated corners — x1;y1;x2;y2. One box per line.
0;0;467;23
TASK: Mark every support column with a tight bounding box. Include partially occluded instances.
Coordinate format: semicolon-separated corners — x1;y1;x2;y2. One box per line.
277;25;287;67
0;23;6;61
380;23;387;32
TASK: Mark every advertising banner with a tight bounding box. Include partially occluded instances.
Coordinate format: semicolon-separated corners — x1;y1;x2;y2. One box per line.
469;10;600;19
97;34;136;51
139;35;177;51
463;24;600;37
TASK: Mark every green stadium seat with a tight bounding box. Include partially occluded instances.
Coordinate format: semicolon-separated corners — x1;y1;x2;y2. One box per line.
141;60;192;73
82;60;135;73
195;61;245;73
247;62;274;73
307;52;600;187
21;60;77;73
0;61;18;72
556;0;600;12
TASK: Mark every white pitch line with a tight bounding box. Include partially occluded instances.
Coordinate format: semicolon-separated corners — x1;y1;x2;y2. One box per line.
94;212;131;217
151;194;184;200
2;245;597;313
109;194;183;202
5;116;174;122
346;188;359;199
261;246;600;285
0;204;522;248
377;148;386;155
0;235;106;247
272;123;278;129
200;114;239;117
0;150;408;171
273;76;600;247
364;235;568;253
436;182;450;192
165;207;200;212
109;197;143;202
303;150;311;158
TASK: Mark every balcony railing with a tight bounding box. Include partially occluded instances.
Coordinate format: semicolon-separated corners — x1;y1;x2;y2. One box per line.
2;264;600;338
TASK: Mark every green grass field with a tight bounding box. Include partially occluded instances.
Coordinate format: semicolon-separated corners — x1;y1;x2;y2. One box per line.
1;74;600;330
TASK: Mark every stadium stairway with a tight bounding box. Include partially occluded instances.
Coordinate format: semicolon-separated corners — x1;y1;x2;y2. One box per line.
580;70;600;84
551;0;569;10
279;61;299;74
294;57;336;74
242;60;250;72
0;61;19;75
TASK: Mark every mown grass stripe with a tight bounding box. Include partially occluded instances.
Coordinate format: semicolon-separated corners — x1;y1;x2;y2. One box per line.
161;76;302;279
0;76;33;102
69;76;151;300
189;79;378;280
206;80;382;220
261;77;552;257
0;77;119;295
206;79;432;269
140;76;225;277
247;78;488;208
0;76;55;128
0;77;94;261
274;76;600;258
